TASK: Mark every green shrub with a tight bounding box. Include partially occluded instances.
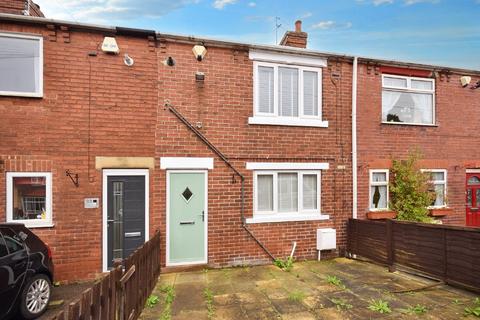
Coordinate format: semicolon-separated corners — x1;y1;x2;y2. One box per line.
389;151;435;223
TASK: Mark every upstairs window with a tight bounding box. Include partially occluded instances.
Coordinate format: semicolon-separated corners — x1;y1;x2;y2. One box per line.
0;33;43;97
382;74;434;125
250;60;327;127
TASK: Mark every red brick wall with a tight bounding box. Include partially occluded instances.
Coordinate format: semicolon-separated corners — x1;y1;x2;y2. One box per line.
0;23;158;281
0;21;354;281
154;42;353;267
356;62;480;225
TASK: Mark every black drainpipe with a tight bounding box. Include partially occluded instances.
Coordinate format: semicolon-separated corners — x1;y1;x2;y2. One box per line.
165;102;276;262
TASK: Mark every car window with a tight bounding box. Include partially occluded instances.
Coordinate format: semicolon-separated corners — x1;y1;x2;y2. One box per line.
0;234;7;257
0;228;24;254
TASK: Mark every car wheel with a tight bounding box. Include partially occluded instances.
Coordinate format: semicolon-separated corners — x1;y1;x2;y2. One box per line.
20;274;51;319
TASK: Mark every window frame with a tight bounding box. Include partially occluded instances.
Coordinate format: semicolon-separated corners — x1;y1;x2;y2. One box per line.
6;172;53;228
422;169;447;209
381;74;435;126
0;32;43;98
250;61;327;127
369;169;389;211
253;170;321;216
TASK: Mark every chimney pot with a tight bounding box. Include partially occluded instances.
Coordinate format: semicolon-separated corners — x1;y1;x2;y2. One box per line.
280;20;308;49
295;20;302;33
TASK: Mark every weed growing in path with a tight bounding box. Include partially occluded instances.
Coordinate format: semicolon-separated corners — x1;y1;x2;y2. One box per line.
368;299;392;314
274;256;294;272
404;304;427;315
330;298;353;311
464;297;480;317
204;287;215;319
326;275;346;290
288;290;306;302
145;294;159;308
160;285;175;320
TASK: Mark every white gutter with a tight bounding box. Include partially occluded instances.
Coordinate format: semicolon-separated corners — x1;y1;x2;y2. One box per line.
352;57;358;219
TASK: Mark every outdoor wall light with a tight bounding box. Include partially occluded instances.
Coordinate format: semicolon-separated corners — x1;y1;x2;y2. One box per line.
192;45;207;61
164;56;176;67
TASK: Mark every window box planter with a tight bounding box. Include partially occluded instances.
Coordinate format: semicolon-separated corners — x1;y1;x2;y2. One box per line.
367;211;397;220
429;208;453;217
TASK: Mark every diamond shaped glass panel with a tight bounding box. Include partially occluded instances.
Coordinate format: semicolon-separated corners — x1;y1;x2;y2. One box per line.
182;187;193;202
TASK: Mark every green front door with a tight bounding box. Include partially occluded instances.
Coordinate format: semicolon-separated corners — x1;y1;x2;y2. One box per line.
168;171;207;265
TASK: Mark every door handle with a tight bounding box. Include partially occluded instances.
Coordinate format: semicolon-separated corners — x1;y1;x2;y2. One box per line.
198;210;204;222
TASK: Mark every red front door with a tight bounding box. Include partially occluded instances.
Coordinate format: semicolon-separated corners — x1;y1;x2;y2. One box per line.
466;173;480;227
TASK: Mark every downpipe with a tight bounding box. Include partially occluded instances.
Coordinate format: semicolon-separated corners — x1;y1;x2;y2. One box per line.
165;102;276;262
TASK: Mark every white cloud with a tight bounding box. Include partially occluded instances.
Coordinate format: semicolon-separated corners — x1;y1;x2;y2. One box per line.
212;0;237;9
404;0;439;4
35;0;199;23
248;2;256;7
311;20;335;30
311;21;352;30
300;12;313;19
373;0;394;5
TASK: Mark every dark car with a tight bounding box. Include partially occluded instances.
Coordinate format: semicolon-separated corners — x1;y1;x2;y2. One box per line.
0;223;54;320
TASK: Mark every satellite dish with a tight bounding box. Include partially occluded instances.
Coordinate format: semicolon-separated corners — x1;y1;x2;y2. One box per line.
124;54;134;67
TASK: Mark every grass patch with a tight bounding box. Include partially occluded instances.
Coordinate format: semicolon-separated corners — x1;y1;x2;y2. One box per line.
330;298;353;311
204;287;215;319
288;290;306;302
274;256;294;272
160;285;175;320
368;299;392;314
326;275;346;290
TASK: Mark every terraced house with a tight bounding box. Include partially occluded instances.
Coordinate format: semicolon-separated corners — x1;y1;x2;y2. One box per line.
0;0;478;282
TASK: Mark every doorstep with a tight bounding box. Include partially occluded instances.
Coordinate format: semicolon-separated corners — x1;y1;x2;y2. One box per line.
161;264;208;274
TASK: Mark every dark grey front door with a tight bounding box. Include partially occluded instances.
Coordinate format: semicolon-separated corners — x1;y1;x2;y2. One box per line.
107;175;145;268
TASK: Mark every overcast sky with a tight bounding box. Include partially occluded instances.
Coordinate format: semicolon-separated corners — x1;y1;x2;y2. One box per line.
35;0;480;70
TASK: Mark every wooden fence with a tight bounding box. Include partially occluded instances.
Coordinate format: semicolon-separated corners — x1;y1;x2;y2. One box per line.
49;231;161;320
347;219;480;293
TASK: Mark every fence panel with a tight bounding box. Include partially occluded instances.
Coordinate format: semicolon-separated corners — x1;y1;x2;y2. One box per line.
48;231;161;320
347;219;480;293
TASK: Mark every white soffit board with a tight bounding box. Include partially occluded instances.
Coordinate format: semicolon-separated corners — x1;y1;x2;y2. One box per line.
246;162;330;170
249;49;327;67
160;157;214;169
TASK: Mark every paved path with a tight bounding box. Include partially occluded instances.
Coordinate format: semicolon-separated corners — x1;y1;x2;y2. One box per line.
140;258;478;319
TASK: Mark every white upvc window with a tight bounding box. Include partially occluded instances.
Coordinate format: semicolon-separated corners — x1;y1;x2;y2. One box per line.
0;33;43;97
6;172;53;228
382;74;435;125
249;61;328;128
369;169;389;211
422;169;447;208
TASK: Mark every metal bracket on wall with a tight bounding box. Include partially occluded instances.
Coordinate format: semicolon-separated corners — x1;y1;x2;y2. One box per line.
65;169;79;187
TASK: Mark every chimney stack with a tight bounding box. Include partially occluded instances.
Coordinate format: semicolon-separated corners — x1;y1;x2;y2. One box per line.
280;20;308;49
0;0;45;17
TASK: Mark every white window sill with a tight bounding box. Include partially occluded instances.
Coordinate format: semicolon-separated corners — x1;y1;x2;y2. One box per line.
8;221;55;229
248;116;329;128
0;91;43;98
381;121;437;127
246;213;329;224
